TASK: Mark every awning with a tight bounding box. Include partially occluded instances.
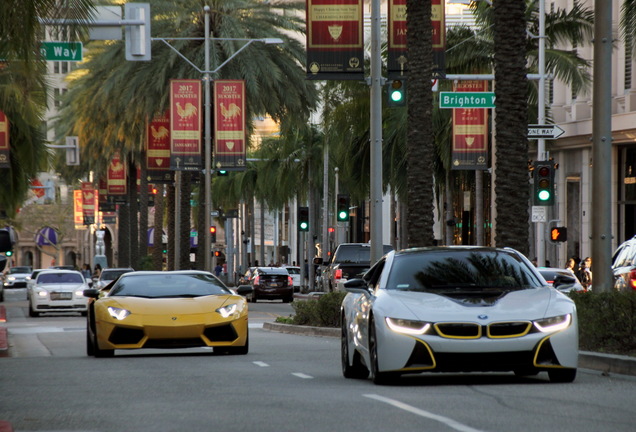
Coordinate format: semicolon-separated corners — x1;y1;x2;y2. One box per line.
147;227;168;247
35;226;58;246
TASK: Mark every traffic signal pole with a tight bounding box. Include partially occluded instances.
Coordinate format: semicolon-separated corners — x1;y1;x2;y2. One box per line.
535;0;547;268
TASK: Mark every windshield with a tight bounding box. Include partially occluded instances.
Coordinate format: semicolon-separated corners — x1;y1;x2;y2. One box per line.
334;245;393;263
38;273;84;284
10;267;31;274
108;273;231;298
387;250;543;294
101;270;131;281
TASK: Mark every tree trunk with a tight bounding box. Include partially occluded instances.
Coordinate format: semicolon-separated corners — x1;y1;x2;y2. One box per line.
492;0;529;255
179;172;192;270
195;186;205;270
138;153;149;268
406;0;435;247
127;157;139;270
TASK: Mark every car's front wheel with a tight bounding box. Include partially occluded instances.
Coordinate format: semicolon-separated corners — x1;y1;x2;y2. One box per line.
92;329;114;358
86;328;95;356
217;331;249;355
341;315;369;379
369;316;398;385
28;302;39;317
548;368;577;383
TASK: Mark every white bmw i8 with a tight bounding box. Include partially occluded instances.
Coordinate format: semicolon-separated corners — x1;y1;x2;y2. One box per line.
340;246;578;384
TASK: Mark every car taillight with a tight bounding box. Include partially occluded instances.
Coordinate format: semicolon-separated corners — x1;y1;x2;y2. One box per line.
629;270;636;290
288;276;293;286
334;269;343;280
253;275;260;285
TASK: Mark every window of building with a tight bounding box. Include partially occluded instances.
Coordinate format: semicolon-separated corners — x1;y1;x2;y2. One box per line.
626;32;633;91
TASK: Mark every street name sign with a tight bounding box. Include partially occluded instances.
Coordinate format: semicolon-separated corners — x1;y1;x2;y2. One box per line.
528;124;565;139
439;92;496;109
40;42;83;62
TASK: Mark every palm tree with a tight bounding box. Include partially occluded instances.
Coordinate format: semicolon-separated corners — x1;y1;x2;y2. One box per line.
405;0;436;247
55;0;318;267
490;0;530;255
0;0;95;216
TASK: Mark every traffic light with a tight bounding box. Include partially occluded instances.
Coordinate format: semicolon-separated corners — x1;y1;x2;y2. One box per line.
210;226;217;242
550;227;567;242
298;206;309;231
533;160;555;206
337;194;350;222
217;170;228;176
387;80;407;107
5;250;12;257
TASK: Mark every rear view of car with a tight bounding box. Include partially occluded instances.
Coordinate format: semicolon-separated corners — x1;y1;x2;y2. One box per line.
284;266;301;292
249;267;294;303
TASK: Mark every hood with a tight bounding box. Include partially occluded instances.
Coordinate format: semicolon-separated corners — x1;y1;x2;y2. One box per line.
103;295;235;314
382;288;553;322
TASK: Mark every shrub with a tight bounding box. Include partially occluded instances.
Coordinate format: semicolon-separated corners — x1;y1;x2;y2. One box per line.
291;291;347;328
570;291;636;355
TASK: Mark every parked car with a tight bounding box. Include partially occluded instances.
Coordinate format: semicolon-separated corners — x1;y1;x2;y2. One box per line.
3;265;33;289
241;267;294;303
27;269;90;317
341;246;579;384
612;236;636;291
315;243;393;292
83;270;252;357
537;267;586;293
283;266;301;292
95;267;135;290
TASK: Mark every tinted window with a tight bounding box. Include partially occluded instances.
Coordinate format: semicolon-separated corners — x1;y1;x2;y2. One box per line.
38;273;84;284
285;268;300;275
10;266;32;274
109;273;230;298
334;245;393;263
101;270;131;281
387;250;543;292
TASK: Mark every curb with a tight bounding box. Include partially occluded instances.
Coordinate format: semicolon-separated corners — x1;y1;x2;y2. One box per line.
0;328;8;356
263;322;636;377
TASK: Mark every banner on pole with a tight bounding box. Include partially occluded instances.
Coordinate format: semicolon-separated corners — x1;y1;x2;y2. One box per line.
451;80;489;170
0;111;10;168
214;80;246;171
170;79;202;171
147;110;172;181
306;0;364;80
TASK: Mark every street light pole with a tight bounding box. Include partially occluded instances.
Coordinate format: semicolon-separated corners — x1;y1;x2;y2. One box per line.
203;6;212;272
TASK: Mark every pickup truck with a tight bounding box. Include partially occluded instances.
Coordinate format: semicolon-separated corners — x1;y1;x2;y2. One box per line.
316;243;393;292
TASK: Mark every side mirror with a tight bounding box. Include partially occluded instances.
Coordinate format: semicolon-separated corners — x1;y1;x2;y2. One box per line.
236;285;253;296
553;274;575;289
343;278;370;295
313;257;323;265
83;288;100;298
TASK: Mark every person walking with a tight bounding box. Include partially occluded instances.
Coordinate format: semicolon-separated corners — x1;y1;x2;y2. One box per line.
565;258;577;275
81;263;92;280
578;257;592;291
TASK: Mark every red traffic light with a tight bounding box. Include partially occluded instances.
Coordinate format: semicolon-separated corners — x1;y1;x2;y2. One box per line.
550;227;567;242
210;226;216;234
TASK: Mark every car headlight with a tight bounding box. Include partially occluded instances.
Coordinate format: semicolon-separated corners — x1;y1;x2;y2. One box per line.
75;289;85;297
36;289;48;297
7;276;16;282
385;317;431;335
216;304;238;318
108;307;131;320
533;314;572;333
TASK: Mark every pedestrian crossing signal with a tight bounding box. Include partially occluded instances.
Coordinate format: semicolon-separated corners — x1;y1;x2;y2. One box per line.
550;227;567;242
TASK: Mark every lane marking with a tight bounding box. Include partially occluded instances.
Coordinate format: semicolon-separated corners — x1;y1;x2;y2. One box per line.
253;361;269;367
364;394;487;432
292;372;313;379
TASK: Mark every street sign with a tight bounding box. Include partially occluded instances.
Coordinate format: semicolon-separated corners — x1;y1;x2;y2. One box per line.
439;92;496;109
528;124;565;139
531;206;547;222
39;42;83;61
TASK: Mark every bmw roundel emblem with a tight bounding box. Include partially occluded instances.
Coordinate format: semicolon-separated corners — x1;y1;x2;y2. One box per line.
478;314;488;320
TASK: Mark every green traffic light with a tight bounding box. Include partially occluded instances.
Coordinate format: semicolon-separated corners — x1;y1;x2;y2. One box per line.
538;190;551;201
299;222;308;230
338;210;348;221
5;251;12;257
390;90;403;103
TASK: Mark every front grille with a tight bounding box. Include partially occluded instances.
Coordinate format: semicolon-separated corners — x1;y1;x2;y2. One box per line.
434;351;535;372
488;322;532;338
144;338;205;349
50;292;73;301
434;323;481;339
109;326;145;345
204;324;238;342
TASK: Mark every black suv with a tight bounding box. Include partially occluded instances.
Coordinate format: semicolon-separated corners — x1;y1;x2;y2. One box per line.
612;236;636;291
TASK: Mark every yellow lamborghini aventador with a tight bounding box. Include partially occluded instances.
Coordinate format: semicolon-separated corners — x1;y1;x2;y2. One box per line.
83;270;252;357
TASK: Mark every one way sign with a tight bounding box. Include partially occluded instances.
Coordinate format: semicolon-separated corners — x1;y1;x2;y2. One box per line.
528;124;565;139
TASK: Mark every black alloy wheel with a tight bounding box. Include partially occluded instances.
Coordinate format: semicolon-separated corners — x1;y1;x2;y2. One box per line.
369;315;398;385
341;314;369;379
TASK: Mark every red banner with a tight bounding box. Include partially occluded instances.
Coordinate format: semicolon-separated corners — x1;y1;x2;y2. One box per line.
452;80;489;170
147;110;171;172
214;80;246;170
0;110;9;168
81;182;96;225
107;152;127;196
388;0;407;79
170;79;202;171
73;190;86;230
432;0;446;77
306;0;364;80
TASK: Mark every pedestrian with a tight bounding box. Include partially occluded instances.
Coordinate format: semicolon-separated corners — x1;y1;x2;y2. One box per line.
578;257;592;291
92;263;102;280
81;263;92;280
214;263;222;276
565;258;576;275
